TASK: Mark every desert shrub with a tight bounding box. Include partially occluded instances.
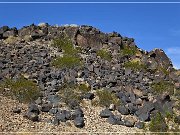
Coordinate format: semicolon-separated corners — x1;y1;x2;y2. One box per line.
165;111;174;121
58;83;90;107
4;36;20;44
78;83;91;94
97;49;112;61
158;67;170;75
58;84;81;106
0;77;40;103
121;45;138;56
124;61;146;70
149;112;168;132
51;36;83;69
23;35;33;42
52;36;79;56
51;55;82;68
94;89;120;107
151;81;175;95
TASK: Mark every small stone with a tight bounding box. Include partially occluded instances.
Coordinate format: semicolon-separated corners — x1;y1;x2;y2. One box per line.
52;118;59;126
138;113;150;122
124;120;134;127
174;115;180;124
13;108;21;114
25;112;39;122
109;104;116;111
41;103;52;112
35;97;42;105
49;108;58;114
83;93;94;100
124;116;137;127
28;103;40;114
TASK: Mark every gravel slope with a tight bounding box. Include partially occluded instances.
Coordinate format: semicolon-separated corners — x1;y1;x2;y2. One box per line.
0;95;143;134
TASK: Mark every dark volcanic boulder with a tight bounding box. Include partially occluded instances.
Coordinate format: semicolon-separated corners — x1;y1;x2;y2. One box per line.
148;49;173;69
83;93;95;100
18;25;34;37
99;108;113;118
28;103;40;115
55;112;66;122
13;108;21;114
124;120;135;127
76;25;107;49
135;121;144;129
71;108;84;119
41;103;52;112
74;116;85;128
3;28;18;38
0;26;10;39
138;113;150;122
117;106;129;115
135;101;154;121
107;115;122;125
24;111;39;122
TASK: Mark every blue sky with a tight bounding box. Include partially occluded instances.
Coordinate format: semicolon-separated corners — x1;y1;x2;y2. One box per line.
0;0;180;69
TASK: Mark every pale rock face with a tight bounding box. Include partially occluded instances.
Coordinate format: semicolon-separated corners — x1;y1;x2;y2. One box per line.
38;22;48;27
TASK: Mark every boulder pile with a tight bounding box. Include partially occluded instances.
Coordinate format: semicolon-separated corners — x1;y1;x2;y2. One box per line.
0;23;179;130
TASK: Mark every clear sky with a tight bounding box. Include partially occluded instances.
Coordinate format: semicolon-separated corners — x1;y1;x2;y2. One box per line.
0;0;180;69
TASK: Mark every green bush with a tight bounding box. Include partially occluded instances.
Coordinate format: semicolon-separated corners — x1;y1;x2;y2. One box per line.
95;89;120;107
0;77;40;103
97;49;112;61
149;112;168;132
78;83;91;94
151;81;175;95
58;84;81;106
121;45;138;56
58;83;90;107
52;36;79;56
124;61;146;70
51;36;83;69
159;67;170;75
51;55;82;68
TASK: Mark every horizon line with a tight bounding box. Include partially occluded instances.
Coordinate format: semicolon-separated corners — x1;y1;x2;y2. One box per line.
1;1;180;4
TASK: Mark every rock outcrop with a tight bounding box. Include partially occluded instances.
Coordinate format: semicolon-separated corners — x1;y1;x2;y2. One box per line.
0;23;179;131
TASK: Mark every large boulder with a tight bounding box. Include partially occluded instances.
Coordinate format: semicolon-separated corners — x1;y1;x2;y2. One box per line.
148;49;173;69
71;108;84;119
3;28;18;38
76;25;107;49
0;26;9;38
18;24;36;37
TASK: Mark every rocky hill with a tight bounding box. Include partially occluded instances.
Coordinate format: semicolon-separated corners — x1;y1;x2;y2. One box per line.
0;23;179;133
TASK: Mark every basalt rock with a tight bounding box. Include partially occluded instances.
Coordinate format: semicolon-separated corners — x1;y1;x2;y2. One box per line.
148;49;173;70
0;23;179;129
